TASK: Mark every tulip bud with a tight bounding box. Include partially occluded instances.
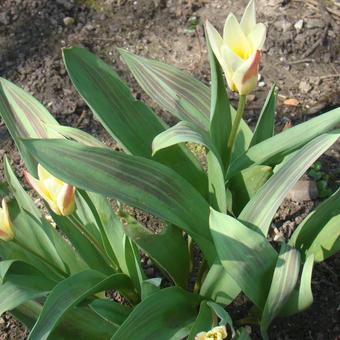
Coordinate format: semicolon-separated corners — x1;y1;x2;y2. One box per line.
24;164;75;216
195;326;228;340
0;199;15;241
206;0;266;95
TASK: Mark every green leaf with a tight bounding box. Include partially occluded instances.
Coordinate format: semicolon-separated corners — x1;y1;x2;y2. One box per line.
187;301;214;340
279;254;314;317
234;328;251;340
51;212;112;275
0;78;59;174
249;84;277;147
0;261;55;315
239;132;340;236
123;236;144;296
122;211;189;288
230;108;340;176
209;209;277;308
200;263;240;306
23;138;216;265
290;189;340;262
119;49;253;157
111;287;201;339
207;35;231;167
261;243;300;337
28;270;133;340
12;300;118;339
141;278;162;300
45;124;106;148
89;299;132;327
207;301;234;333
228;165;272;216
62;47;207;196
152;120;226;212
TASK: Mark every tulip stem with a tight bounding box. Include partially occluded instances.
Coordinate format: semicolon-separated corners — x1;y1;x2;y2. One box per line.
67;214;118;271
225;94;246;172
12;238;67;278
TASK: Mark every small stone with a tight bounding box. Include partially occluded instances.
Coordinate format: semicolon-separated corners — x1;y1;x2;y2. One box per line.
287;180;318;202
294;19;304;31
247;94;256;102
284;98;300;106
63;17;75;26
306;18;325;29
57;0;75;10
85;24;95;31
299;80;312;94
258;81;266;87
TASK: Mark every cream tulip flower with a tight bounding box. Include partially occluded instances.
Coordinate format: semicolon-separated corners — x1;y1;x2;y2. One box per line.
24;164;75;216
0;199;15;241
206;0;266;95
195;325;228;340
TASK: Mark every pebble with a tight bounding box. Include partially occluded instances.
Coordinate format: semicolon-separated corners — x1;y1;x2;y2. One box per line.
63;17;75;26
299;80;312;94
287;180;318;202
294;19;304;31
258;81;266;87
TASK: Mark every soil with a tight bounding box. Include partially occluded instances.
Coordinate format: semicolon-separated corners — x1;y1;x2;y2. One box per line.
0;0;339;339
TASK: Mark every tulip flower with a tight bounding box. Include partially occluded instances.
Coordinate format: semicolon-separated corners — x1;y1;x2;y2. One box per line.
0;199;15;241
206;0;266;95
24;164;75;216
195;326;227;340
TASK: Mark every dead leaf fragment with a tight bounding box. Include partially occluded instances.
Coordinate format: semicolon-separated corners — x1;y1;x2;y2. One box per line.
284;98;300;106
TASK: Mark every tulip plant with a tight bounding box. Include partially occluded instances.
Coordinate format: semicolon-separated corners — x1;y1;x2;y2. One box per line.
0;1;339;339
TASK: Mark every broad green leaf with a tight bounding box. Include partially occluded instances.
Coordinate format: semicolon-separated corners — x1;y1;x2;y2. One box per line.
290;189;340;262
207;301;234;334
249;84;277;147
75;190;119;270
121;211;189;288
279;254;314;316
230;108;340;176
45;124;106;148
8;207;68;280
187;301;214;340
228;165;272;216
239;132;340;236
112;287;201;339
89;299;132;327
0;261;55;315
200;263;240;306
141;278;162;300
119;49;253;157
261;243;300;337
62;47;207;196
12;300;118;339
123;235;144;296
23;139;216;265
0;78;59;174
85;192;128;274
28;270;133;340
209;209;277;308
207;36;231;167
152;120;226;212
51;212;112;275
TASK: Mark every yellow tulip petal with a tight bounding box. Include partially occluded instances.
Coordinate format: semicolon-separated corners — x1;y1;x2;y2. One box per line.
206;21;227;69
38;164;64;186
0;199;15;241
43;177;64;200
223;13;251;60
220;43;244;72
232;50;261;95
57;184;75;216
248;22;266;50
24;171;61;215
195;332;207;340
240;0;256;36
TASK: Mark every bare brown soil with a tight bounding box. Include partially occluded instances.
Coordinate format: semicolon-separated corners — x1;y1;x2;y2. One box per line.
0;0;339;339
